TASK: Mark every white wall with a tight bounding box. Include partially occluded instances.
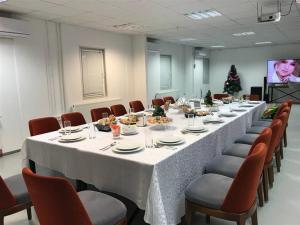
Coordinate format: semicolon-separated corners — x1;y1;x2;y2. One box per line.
60;24;141;120
209;43;300;100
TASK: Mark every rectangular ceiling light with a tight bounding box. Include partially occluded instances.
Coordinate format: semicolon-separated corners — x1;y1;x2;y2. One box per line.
179;38;197;41
185;9;222;20
0;0;8;2
113;23;143;31
210;45;225;48
255;41;272;45
232;31;256;37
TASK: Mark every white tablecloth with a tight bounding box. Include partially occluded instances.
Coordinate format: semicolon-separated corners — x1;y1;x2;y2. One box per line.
22;102;266;225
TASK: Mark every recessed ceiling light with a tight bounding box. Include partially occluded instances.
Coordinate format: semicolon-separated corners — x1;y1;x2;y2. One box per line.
210;45;225;48
179;38;197;41
296;0;300;3
0;0;8;2
232;31;256;37
113;23;143;31
255;41;272;45
185;9;222;20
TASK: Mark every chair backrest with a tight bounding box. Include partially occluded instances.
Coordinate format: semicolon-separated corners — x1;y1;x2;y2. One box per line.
243;94;260;101
61;112;86;127
22;168;93;225
152;98;164;107
0;176;16;209
266;119;283;163
286;99;293;108
276;111;289;138
129;100;145;112
29;117;60;136
273;102;288;119
221;143;267;213
110;104;127;117
247;128;272;161
213;94;229;100
90;107;112;122
163;96;175;104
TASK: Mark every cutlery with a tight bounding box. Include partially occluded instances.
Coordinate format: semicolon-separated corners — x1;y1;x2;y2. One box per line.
99;142;117;151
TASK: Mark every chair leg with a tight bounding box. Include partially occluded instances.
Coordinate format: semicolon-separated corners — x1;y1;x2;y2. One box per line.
0;216;3;225
206;215;211;224
284;128;287;147
237;218;246;225
268;165;274;188
280;140;284;160
27;207;32;220
185;201;192;225
262;167;269;202
251;209;258;225
257;181;264;207
275;151;281;172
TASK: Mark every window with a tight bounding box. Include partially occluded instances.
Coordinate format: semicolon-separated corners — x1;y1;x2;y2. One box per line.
160;55;172;90
80;47;107;98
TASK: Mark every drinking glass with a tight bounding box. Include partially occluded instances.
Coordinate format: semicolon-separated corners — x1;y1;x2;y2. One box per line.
102;112;108;125
88;124;96;139
187;114;195;127
129;108;134;115
110;124;120;139
144;129;153;149
63;120;71;135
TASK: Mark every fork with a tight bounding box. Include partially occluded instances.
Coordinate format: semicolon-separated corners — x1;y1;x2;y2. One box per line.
99;142;117;151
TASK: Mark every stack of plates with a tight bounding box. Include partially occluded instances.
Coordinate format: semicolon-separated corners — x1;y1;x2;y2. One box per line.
58;134;85;143
203;117;224;124
157;136;185;145
239;104;254;108
182;126;208;133
219;112;238;117
113;142;143;153
59;126;83;133
121;131;138;135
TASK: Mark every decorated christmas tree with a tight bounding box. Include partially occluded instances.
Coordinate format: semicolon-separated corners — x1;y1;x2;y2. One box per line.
223;65;242;94
204;90;213;106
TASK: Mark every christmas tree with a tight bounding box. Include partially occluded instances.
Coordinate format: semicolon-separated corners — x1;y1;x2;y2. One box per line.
204;90;213;106
223;65;242;94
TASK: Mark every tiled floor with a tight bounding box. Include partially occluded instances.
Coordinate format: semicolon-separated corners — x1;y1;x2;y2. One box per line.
1;105;300;225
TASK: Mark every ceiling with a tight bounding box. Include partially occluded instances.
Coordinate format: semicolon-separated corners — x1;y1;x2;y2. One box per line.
0;0;300;48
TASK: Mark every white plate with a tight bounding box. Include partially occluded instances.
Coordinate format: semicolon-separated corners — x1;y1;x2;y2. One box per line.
116;142;141;151
59;126;83;133
144;108;155;112
113;146;144;154
219;112;237;117
121;131;138;136
182;128;208;133
158;136;183;143
231;108;247;112
157;139;185;146
186;126;206;131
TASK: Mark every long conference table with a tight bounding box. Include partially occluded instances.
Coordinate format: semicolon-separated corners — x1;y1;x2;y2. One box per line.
22;102;266;225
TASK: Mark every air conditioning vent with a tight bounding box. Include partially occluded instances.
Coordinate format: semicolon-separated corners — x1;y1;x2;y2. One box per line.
0;16;30;38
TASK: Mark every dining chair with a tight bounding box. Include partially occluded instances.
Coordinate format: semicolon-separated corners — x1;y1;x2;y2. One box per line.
205;128;272;203
243;94;260;101
152;98;164;107
163;96;175;104
129;100;145;112
111;104;127;117
61;112;86;127
185;143;267;225
213;93;229;100
29;117;60;136
22;168;127;225
0;175;32;225
283;99;292;147
90;107;112;122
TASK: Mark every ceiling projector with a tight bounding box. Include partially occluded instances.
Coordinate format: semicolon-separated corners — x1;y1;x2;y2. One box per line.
257;11;281;23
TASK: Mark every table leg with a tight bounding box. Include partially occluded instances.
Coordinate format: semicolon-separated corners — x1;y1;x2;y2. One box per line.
29;159;36;173
76;180;87;191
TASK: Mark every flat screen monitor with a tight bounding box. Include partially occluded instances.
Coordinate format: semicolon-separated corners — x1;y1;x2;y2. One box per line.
267;59;300;84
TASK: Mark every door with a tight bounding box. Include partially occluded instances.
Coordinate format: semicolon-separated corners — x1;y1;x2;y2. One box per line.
160;55;172;90
0;38;23;153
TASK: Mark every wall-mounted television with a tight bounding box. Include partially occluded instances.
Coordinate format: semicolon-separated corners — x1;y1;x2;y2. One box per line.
267;59;300;84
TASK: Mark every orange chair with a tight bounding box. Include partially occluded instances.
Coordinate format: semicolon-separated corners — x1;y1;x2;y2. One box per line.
163;96;175;104
283;99;293;147
129;100;145;112
29;117;60;136
152;98;164;107
61;112;86;127
111;104;127;117
243;94;260;101
213;93;229;100
185;143;267;225
0;175;32;225
90;107;112;122
22;168;127;225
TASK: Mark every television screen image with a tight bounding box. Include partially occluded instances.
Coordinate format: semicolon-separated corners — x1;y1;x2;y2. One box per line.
267;59;300;84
